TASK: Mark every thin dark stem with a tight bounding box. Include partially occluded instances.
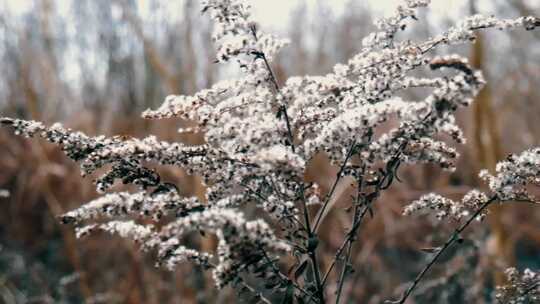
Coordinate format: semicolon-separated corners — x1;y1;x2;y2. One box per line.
238;280;273;304
389;196;497;304
334;207;360;304
309;247;325;303
522;280;540;297
302;139;355;302
252;24;322;299
260;50;280;93
313;140;357;232
259;248;317;302
314;132;408;304
321;205;370;287
333;165;366;304
299;187;325;303
206;261;272;304
281;104;296;152
313;134;416;304
300;190;313;234
249;25;295;152
334;239;354;304
253;21;323;296
241;183;305;234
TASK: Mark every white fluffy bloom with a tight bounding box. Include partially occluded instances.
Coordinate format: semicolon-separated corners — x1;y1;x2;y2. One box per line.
159;208;291;287
61;191;203;223
156;238;212;270
403;190;489;221
76;221;155;245
480;148;540;201
254;145;305;172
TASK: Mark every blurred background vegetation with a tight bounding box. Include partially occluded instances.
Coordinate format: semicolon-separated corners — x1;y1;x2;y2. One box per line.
0;0;539;303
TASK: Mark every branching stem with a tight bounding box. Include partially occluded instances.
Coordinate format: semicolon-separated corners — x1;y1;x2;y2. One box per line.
389;196;497;304
249;24;295;152
313;140;357;232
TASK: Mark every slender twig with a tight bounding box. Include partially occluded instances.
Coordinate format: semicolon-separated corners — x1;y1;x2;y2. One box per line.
321;205;370;287
258;247;318;302
250;24;324;298
241;183;304;230
205;261;273;304
238;280;273;304
312;133;413;304
269;176;286;202
251;25;322;300
299;139;356;303
522;281;540;297
298;186;325;303
329;143;406;302
389;196;497;304
259;50;280;93
249;24;295;152
313;140;357;232
334;164;366;296
334;186;363;304
308;246;325;303
310;133;408;303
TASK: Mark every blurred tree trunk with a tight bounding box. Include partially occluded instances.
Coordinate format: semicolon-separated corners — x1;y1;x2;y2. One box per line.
113;0;180;94
469;0;513;286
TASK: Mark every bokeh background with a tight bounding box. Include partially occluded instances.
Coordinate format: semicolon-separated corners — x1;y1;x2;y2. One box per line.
0;0;539;303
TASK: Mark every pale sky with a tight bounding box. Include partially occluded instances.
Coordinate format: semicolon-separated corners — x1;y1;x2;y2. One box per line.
3;0;516;38
252;0;469;23
5;0;538;21
1;0;485;25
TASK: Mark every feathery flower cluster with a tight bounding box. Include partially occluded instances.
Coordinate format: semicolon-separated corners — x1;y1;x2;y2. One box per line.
404;147;540;222
203;0;288;63
446;15;540;43
0;117;121;162
76;221;154;244
480;148;540;201
403;190;489;221
495;268;540;304
363;0;429;48
1;0;540;298
61;190;204;223
201;0;288;87
158;208;290;287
